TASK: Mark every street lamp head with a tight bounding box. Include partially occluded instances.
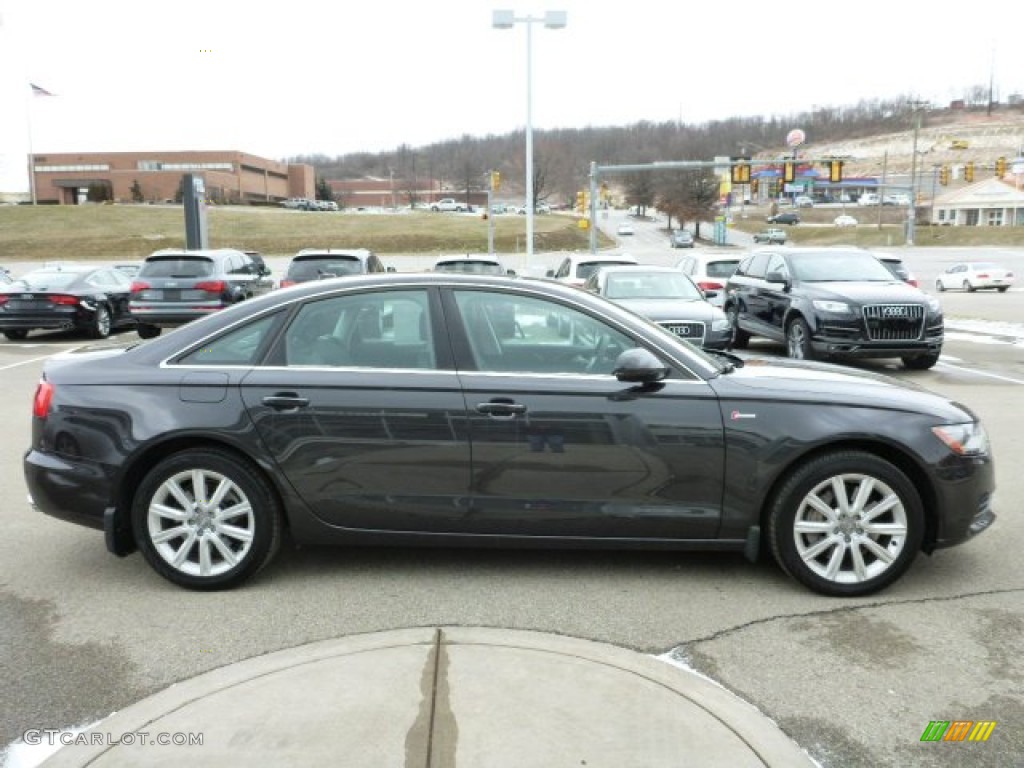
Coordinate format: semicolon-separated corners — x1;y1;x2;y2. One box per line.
492;9;514;28
544;10;567;28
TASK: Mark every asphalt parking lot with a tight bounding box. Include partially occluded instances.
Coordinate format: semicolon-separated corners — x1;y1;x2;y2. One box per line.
1;252;1023;767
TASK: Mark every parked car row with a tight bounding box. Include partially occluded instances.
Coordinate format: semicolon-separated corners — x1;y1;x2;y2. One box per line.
1;246;388;341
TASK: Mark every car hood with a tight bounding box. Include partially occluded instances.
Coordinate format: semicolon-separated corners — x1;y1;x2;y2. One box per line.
710;355;974;422
613;298;722;321
795;280;932;304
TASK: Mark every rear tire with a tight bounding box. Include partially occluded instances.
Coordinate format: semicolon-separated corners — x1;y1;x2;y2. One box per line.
89;305;111;339
3;330;28;341
726;305;750;349
963;280;975;292
997;286;1008;293
934;279;945;292
131;449;283;590
137;324;161;339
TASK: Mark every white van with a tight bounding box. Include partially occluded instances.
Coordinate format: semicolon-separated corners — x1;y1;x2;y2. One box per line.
857;193;880;206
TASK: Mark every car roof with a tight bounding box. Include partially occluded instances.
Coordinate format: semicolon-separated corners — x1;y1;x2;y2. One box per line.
146;248;244;262
434;254;502;265
293;248;372;259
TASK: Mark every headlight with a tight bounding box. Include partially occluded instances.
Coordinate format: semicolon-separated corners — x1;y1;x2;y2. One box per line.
812;300;851;313
926;296;942;313
932;422;989;456
711;314;730;331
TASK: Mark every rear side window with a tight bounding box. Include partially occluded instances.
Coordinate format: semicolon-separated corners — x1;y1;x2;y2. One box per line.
706;260;739;278
140;257;215;278
287;257;364;281
177;313;282;366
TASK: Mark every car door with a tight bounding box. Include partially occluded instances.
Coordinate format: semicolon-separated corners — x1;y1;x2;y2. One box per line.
239;287;473;532
755;252;792;338
442;286;725;540
96;268;134;326
731;252;780;340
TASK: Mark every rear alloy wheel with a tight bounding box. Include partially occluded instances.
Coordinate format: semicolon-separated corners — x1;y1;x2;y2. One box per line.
768;451;924;596
727;305;750;349
902;351;940;370
3;330;29;341
786;317;814;360
89;305;111;339
132;449;282;590
137;323;161;339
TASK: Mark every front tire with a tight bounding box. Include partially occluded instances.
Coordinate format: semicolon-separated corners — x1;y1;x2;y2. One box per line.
786;317;814;360
3;330;28;341
935;279;945;292
131;449;283;590
137;323;161;339
89;305;111;339
768;451;924;596
902;351;940;370
963;280;975;293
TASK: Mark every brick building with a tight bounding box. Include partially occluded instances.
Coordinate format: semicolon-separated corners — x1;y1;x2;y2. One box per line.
30;150;314;205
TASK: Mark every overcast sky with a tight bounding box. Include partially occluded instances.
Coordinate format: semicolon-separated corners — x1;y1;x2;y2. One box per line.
2;0;1022;193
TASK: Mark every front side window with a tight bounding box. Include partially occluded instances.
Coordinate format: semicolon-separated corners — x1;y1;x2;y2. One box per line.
283;289;436;369
453;290;634;375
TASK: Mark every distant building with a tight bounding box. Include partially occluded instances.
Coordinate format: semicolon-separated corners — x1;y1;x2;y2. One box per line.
29;150;314;205
328;178;488;209
932;178;1024;226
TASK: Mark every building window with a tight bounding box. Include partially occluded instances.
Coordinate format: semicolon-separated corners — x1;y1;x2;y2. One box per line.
136;161;234;172
984;209;1004;226
34;164;110;172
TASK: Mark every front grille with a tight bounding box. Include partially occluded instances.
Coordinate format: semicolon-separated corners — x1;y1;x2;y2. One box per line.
862;304;925;341
658;321;705;343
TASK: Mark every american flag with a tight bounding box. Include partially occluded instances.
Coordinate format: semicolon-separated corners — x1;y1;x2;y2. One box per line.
30;83;55;97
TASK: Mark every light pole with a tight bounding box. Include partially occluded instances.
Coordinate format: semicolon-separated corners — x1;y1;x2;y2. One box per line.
493;9;566;273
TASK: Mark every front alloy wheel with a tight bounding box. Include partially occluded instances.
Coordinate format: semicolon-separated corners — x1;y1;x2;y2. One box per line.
786;318;814;360
132;449;282;589
768;451;924;596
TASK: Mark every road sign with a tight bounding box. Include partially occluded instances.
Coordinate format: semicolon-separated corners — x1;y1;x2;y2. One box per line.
786;129;806;148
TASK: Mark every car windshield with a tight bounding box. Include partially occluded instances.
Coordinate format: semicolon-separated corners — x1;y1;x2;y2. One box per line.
605;272;702;300
576;261;635;280
790;252;896;282
9;270;84;291
435;260;504;274
706;260;739;278
140;257;215;278
289;257;362;280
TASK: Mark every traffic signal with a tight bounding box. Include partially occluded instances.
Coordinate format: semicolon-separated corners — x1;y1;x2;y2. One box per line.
731;158;751;184
939;165;950;185
576;190;585;211
783;161;796;183
491;170;501;190
751;178;759;195
995;157;1007;177
827;160;844;183
964;162;974;183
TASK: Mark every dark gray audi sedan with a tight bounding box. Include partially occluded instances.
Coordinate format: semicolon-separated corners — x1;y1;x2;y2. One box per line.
25;273;995;595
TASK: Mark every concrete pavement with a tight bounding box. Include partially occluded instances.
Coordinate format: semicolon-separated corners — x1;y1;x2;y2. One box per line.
39;627;814;767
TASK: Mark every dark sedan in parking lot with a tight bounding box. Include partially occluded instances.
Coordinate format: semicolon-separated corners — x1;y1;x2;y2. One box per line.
582;265;731;350
0;264;135;340
25;273;994;596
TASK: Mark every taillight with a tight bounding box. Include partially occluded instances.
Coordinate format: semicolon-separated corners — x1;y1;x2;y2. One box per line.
0;296;8;307
697;281;724;291
194;280;227;293
280;280;297;288
976;273;989;279
49;295;80;306
33;380;54;419
130;280;150;293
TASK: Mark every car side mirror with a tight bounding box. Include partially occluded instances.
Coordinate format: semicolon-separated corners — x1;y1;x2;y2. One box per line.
506;269;516;277
765;270;790;288
612;348;669;384
260;266;272;277
386;266;397;273
703;289;718;299
545;269;555;278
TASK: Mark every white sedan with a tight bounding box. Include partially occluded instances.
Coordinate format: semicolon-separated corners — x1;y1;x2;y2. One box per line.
834;214;858;227
617;222;635;236
935;262;1015;293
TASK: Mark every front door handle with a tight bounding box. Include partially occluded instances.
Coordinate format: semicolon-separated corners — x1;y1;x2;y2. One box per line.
476;401;527;417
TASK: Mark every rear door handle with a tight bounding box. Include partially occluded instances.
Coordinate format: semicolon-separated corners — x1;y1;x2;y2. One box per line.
262;393;310;411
